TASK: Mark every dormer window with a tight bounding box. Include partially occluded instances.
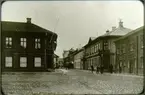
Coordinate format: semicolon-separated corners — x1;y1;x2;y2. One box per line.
5;37;12;48
35;38;41;49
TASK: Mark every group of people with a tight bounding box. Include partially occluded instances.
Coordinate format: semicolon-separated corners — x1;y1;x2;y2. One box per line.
90;64;113;74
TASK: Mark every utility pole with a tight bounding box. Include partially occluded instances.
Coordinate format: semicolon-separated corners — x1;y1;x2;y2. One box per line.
50;16;60;69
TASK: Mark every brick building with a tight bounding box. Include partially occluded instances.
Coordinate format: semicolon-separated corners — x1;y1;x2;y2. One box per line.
84;21;132;72
114;26;144;75
2;18;57;72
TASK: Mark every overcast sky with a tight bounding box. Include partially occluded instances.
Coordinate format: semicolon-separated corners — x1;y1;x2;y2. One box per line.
2;1;143;58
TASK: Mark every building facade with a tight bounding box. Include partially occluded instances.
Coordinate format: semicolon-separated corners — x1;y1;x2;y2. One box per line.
84;21;132;72
73;48;84;69
2;18;57;72
63;48;75;69
115;26;143;75
53;54;59;68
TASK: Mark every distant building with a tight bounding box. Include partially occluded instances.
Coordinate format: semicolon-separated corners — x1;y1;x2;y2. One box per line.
53;54;59;68
63;50;69;58
73;48;84;69
114;26;143;75
63;48;75;68
84;20;132;72
57;58;64;68
2;18;57;72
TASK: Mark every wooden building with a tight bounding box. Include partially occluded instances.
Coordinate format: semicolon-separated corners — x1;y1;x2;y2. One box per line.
84;20;132;72
63;48;75;69
2;18;57;72
114;26;144;75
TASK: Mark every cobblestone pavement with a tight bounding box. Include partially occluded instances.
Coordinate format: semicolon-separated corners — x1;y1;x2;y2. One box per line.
2;69;143;95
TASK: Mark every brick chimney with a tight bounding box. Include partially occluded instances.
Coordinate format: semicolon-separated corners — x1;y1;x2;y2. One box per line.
119;20;123;27
26;18;31;23
106;30;109;33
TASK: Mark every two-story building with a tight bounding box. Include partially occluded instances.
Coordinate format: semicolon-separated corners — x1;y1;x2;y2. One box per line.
84;20;132;72
73;48;84;69
63;48;75;69
2;18;57;72
114;26;144;75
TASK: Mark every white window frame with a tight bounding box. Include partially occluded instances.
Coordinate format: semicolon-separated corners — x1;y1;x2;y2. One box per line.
6;37;12;48
5;57;12;67
141;57;143;68
128;61;130;68
20;57;27;67
20;38;27;48
34;57;41;67
140;35;143;49
35;38;41;49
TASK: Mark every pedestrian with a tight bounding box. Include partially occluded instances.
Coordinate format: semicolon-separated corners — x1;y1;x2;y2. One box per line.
119;66;122;73
100;65;104;74
91;65;94;73
109;64;113;74
96;65;99;74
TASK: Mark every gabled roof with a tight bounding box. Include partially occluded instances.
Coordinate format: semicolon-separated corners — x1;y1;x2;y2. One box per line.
114;26;144;42
1;21;56;34
84;20;132;48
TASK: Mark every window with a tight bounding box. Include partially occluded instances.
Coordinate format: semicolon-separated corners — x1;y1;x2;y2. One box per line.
35;38;41;49
5;57;12;67
117;48;119;54
20;57;27;67
128;61;130;68
98;43;101;50
94;45;96;53
129;41;134;51
140;35;143;49
104;40;108;50
96;44;98;51
34;57;41;67
20;38;27;48
5;37;12;48
140;56;143;68
122;44;125;53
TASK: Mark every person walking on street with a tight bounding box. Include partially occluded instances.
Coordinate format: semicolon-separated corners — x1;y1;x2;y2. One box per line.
91;65;94;73
100;65;104;74
96;65;100;74
109;64;113;74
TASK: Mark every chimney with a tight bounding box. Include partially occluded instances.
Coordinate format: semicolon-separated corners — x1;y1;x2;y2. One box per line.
106;30;109;33
119;19;123;27
26;18;31;23
112;26;116;31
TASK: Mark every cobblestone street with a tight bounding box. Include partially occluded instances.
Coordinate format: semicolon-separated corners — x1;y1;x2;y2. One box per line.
2;69;143;95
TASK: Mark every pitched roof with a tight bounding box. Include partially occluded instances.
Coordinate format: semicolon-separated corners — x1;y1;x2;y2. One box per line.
1;21;55;34
101;21;132;37
114;26;144;42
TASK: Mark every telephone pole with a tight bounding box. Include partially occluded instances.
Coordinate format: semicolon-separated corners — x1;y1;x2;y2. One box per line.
51;16;60;69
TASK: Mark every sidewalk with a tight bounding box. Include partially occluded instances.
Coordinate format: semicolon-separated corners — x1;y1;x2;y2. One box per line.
80;69;143;78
